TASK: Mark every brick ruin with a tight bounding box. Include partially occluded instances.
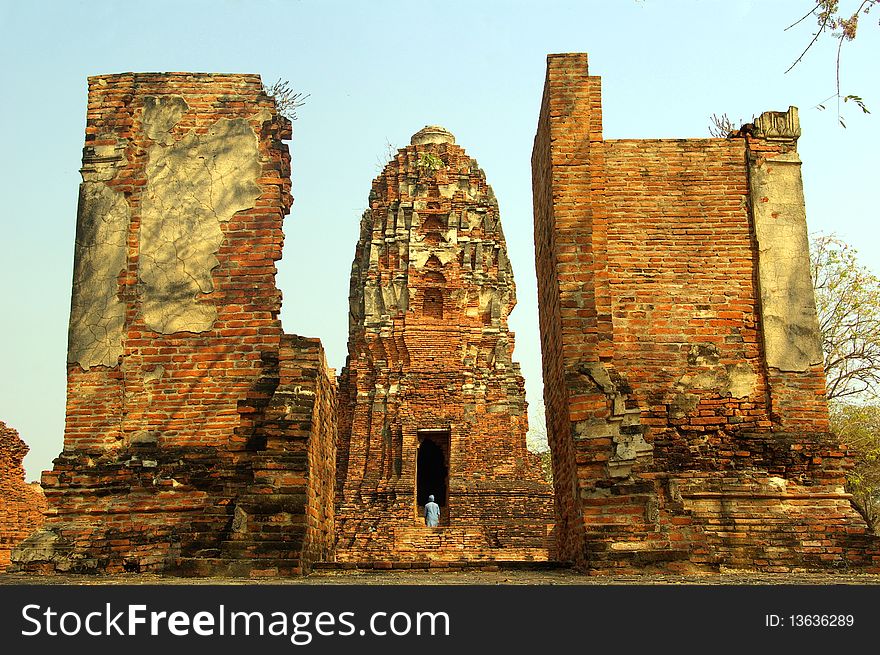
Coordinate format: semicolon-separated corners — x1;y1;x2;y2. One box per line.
532;53;880;572
0;421;46;571
334;126;554;562
6;55;880;576
11;74;336;576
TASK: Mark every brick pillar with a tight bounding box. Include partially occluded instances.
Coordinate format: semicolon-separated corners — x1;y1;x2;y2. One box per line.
532;54;616;565
746;107;829;431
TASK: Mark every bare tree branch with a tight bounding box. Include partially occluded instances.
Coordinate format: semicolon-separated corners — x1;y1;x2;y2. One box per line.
785;9;832;74
786;1;877;124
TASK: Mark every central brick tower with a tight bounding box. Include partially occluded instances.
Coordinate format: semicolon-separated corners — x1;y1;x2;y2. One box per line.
335;126;553;563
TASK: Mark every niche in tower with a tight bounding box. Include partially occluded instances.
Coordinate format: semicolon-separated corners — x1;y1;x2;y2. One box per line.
422;255;445;318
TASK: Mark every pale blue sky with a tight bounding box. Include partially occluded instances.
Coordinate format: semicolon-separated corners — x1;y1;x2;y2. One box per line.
1;0;877;479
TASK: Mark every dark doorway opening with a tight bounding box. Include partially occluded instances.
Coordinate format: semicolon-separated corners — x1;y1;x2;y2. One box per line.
417;432;448;508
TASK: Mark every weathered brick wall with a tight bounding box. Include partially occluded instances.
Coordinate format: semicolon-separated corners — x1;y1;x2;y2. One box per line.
336;126;554;563
532;53;880;572
63;73;290;452
198;336;337;577
532;76;585;564
12;73;335;576
280;336;337;571
0;421;46;571
603;138;772;457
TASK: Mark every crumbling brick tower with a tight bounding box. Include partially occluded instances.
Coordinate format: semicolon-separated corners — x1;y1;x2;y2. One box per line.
335;126;554;562
0;421;46;571
12;73;337;576
533;53;880;572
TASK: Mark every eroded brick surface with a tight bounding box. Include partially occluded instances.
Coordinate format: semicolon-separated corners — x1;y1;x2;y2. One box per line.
11;74;335;576
0;421;46;571
335;126;554;562
532;53;880;572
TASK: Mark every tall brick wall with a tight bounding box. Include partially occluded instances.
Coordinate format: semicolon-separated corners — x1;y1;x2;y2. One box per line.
0;421;46;571
532;53;880;572
532;80;585;564
12;74;336;576
336;126;554;563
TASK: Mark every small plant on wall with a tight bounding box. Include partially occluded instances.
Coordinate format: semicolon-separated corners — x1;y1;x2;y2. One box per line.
262;78;309;121
417;152;444;177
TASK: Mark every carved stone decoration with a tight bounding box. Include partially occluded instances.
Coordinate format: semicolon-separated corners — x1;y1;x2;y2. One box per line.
752;106;801;141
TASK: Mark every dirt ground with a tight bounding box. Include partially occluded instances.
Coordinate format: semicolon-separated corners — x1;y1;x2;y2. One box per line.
3;568;880;585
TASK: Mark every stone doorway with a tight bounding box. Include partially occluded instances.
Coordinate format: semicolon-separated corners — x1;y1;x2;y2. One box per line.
416;429;449;523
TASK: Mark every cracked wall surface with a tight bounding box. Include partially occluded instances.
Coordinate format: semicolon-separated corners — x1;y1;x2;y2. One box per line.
749;108;823;374
68;182;131;368
532;53;879;573
140;112;262;334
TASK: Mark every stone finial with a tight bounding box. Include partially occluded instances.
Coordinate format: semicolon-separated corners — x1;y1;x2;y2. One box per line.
410;125;455;146
753;106;801;141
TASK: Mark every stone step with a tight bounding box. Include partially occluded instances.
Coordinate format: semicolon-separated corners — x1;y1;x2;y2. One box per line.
588;547;693;565
227;523;306;538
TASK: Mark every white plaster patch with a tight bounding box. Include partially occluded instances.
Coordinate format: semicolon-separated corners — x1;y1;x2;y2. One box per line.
67;182;131;368
750;150;824;371
139;117;262;334
142;95;188;145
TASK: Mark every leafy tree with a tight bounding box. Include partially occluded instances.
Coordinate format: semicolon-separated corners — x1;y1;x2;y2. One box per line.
810;234;880;400
811;234;880;533
526;402;553;484
829;403;880;532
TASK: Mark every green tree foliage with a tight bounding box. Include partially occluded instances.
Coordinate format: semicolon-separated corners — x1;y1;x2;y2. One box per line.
417;152;444;176
829;403;880;532
811;234;880;532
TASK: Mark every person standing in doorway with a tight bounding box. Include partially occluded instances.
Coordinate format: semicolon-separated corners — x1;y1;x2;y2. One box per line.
424;494;440;527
